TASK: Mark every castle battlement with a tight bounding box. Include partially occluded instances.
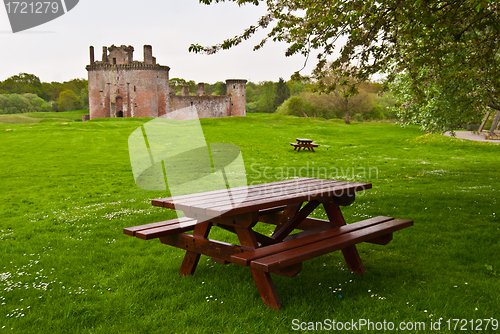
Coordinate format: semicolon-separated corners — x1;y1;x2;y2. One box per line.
86;63;170;71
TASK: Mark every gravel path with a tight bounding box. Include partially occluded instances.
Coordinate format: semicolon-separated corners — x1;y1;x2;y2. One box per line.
443;131;500;143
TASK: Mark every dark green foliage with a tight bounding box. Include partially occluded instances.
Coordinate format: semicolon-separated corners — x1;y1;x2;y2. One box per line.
0;93;51;114
276;96;305;117
0;73;89;112
257;81;276;113
0;73;43;97
57;90;79;112
212;81;227;95
274;77;291;107
79;88;89;110
170;78;197;95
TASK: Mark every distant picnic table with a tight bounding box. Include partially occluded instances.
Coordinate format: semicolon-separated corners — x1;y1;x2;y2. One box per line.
291;138;319;152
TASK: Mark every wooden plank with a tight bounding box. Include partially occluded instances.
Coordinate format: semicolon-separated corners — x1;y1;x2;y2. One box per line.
135;219;198;240
271;200;320;242
152;178;317;208
123;217;195;236
366;233;393;245
230;216;395;266
233;226;283;309
155;178;348;212
271;263;302;278
323;199;364;273
183;212;256;228
250;269;282;310
170;179;336;214
206;181;372;217
178;221;211;276
213;224;275;247
295;144;318;148
259;214;332;231
164;178;328;214
259;206;286;216
323;199;345;228
283;223;333;240
208;182;369;217
273;203;302;235
160;234;246;263
250;219;414;272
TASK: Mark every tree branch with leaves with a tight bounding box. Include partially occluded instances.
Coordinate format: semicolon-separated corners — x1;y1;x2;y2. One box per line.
190;0;500;132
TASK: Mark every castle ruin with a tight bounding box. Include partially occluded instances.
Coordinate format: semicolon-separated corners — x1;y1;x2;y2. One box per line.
86;45;246;120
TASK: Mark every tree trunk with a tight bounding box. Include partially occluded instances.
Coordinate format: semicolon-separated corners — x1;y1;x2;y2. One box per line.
490;111;500;133
488;102;500;133
344;110;350;124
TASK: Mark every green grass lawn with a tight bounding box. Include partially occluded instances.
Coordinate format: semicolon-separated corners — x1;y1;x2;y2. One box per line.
0;112;499;333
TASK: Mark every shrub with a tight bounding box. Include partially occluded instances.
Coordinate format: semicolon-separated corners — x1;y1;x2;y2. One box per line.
57;90;79;111
23;93;51;112
0;94;35;114
277;96;304;117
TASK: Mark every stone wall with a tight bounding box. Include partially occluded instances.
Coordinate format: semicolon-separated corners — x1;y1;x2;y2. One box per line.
167;95;231;120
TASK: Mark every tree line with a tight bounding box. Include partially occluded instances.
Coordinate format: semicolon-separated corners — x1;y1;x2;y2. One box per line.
0;72;396;122
0;73;88;114
247;77;396;123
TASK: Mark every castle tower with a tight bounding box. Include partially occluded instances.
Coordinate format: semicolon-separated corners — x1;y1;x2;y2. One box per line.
226;79;247;116
86;45;170;119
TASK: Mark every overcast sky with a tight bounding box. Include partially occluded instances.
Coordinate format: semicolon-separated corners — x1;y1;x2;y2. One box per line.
0;0;323;84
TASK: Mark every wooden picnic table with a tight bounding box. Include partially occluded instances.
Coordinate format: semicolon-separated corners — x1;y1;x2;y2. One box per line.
291;138;319;152
124;178;413;309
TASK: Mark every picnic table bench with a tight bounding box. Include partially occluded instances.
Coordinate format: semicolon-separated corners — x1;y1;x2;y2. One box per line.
291;138;319;152
124;178;413;309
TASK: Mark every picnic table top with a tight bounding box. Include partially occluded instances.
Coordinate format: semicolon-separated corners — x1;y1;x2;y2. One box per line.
152;178;372;218
296;138;313;143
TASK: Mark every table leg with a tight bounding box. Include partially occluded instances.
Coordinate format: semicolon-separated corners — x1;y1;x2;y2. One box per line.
250;270;282;310
179;221;212;276
323;200;366;275
235;227;282;310
273;203;302;236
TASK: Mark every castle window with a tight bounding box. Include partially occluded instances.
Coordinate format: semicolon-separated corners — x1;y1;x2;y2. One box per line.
113;58;116;64
191;102;194;106
134;86;136;92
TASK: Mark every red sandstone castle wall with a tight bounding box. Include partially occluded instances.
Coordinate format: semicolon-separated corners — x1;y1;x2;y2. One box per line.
87;45;245;120
87;65;169;119
226;79;247;117
168;95;231;120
